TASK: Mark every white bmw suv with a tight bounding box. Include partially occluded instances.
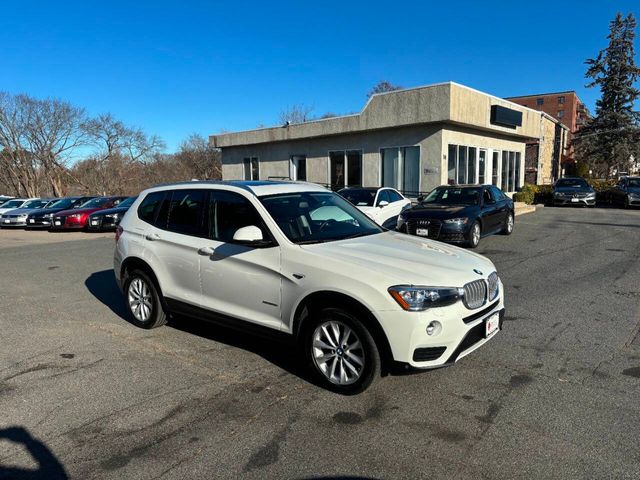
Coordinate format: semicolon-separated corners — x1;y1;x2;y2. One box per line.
114;181;504;394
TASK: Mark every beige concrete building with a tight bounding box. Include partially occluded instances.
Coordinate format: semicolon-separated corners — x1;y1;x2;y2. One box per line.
211;82;564;196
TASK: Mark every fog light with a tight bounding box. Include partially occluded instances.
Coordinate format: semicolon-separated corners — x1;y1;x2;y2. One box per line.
426;321;441;336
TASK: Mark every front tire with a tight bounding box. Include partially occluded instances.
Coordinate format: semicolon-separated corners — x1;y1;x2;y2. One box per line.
124;269;167;329
304;307;381;395
466;221;481;248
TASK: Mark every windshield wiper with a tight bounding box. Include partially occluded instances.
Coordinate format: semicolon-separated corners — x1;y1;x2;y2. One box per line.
297;239;331;245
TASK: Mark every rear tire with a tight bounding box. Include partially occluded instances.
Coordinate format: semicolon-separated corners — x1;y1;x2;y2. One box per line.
304;307;381;395
123;269;167;329
501;213;514;235
466;221;481;248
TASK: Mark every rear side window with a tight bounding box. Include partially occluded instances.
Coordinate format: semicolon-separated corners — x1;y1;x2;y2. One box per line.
387;190;403;202
490;186;505;200
166;189;207;236
138;192;166;224
207;191;270;243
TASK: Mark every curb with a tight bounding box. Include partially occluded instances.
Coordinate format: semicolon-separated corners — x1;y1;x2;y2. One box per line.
514;202;536;217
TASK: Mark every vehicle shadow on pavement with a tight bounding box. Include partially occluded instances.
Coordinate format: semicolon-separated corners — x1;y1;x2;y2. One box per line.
0;426;68;479
84;269;313;385
84;270;129;320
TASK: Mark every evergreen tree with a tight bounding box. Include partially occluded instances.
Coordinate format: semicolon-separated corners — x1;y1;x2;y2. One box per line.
575;13;640;177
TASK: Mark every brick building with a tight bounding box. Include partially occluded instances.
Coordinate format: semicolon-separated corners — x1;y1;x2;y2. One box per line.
505;91;590;133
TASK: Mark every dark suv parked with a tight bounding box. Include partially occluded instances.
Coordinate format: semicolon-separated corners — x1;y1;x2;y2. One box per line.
606;176;640;208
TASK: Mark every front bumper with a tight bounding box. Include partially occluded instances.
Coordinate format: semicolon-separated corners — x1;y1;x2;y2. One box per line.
374;285;505;368
0;217;28;227
26;217;52;228
553;196;595;206
87;216;118;231
628;196;640;206
50;216;86;230
398;220;470;244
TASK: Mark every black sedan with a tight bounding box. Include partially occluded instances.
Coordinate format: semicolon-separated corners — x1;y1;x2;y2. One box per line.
552;177;596;207
25;196;97;228
606;176;640;208
87;196;137;231
397;185;514;248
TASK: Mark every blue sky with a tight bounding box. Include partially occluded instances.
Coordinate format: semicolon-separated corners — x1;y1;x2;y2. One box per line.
1;1;638;152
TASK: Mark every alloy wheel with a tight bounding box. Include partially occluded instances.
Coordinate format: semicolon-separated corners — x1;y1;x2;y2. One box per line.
128;277;153;322
472;223;481;246
507;214;514;233
312;320;365;385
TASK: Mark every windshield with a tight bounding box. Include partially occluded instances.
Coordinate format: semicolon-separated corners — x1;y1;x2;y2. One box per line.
628;178;640;188
22;199;47;209
78;197;110;208
260;191;383;244
339;189;376;207
1;199;25;208
556;178;589;188
49;198;75;209
118;196;137;208
421;187;481;206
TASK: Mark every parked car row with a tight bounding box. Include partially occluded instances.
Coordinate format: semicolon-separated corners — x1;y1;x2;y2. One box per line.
0;195;137;231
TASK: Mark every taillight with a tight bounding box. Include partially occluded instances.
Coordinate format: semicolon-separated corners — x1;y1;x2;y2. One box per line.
115;226;123;243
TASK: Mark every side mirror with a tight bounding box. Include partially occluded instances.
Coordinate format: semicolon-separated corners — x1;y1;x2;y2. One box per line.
378;200;389;208
233;225;264;243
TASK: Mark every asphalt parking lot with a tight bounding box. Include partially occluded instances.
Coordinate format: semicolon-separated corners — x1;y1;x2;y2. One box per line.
1;206;640;480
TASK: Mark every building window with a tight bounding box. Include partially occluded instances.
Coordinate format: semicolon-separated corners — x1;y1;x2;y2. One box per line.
558;96;565;104
329;150;362;189
243;157;259;180
536;98;544;106
492;151;499;186
290;155;306;181
557;110;565;118
479;149;487;184
380;146;420;196
498;150;521;192
447;145;478;185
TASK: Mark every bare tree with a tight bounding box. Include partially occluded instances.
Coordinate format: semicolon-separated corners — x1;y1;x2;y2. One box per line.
366;80;403;98
174;134;221;180
0;93;42;196
278;104;314;124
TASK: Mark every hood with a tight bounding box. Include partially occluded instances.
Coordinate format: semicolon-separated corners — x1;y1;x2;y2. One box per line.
401;204;477;220
29;207;72;217
0;207;23;215
91;205;130;217
55;207;102;216
300;231;495;287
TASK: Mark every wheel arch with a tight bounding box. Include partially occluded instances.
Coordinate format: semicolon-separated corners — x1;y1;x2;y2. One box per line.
120;257;163;297
292;290;393;374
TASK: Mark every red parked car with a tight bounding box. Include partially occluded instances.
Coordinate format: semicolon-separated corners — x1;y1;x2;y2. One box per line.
50;196;127;230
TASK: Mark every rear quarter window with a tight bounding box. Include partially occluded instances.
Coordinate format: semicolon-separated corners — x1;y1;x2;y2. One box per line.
137;191;166;225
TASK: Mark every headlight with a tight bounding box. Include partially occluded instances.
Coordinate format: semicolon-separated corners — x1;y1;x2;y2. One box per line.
69;213;82;219
554;192;563;197
43;213;53;218
19;214;28;218
443;217;468;225
388;285;463;311
586;192;596;198
105;213;120;219
629;192;639;199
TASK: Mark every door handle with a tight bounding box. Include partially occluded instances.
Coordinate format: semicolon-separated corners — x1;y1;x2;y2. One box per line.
145;233;160;241
198;246;215;256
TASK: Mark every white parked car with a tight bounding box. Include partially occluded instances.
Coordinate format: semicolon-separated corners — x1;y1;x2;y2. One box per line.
338;187;412;228
0;198;39;216
114;181;504;394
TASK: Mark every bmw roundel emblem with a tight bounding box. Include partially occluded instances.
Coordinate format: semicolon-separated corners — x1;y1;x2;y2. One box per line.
474;269;483;276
